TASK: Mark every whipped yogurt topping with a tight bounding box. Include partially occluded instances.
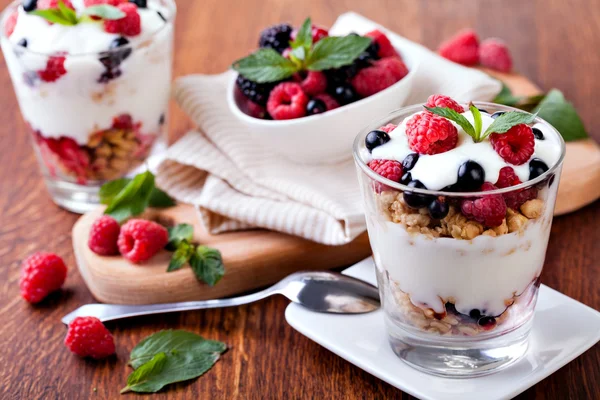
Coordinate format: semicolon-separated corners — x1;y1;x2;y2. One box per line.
371;110;562;190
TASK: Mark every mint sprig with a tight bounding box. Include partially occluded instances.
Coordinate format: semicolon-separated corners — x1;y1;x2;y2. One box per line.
482;110;537;138
29;2;124;26
122;330;227;394
232;17;372;83
424;106;475;137
469;103;482;141
190;246;225;287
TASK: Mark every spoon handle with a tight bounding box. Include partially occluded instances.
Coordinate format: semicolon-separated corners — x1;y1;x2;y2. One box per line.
61;286;275;325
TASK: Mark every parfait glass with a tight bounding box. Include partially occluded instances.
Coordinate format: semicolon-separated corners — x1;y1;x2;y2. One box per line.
0;0;176;213
353;103;565;377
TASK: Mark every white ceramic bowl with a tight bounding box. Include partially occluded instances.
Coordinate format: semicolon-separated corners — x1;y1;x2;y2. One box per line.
227;44;419;164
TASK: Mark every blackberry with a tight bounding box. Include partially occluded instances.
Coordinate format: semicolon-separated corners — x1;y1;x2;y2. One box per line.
235;75;276;106
258;23;293;54
324;64;359;88
332;83;359;105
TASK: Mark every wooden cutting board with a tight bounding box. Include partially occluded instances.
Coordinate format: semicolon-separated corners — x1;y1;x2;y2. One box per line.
73;72;600;305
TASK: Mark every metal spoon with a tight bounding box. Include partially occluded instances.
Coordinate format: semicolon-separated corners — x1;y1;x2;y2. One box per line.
61;271;380;325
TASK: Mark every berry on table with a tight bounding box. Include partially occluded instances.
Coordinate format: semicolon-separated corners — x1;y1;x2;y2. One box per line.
425;94;464;113
490;124;535;165
312;93;339;111
350;57;408;97
117;219;169;263
104;3;141;36
305;98;326;116
405;112;458;155
403;180;433;208
64;317;115;359
364;29;398;58
532;127;544;140
88;215;121;256
438;29;479;66
235;75;277;107
332;83;359;105
461;182;507;227
456;160;485;191
402;153;419;171
266;82;309;120
479;38;512;73
259;23;293;53
368;159;403;182
297;71;327;96
20;252;67;303
529;158;549;180
365;130;391;152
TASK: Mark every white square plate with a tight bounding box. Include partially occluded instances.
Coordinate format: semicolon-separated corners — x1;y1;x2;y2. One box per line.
285;258;600;400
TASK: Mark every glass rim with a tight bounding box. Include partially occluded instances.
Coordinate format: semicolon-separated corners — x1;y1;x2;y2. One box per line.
0;0;176;58
352;101;567;197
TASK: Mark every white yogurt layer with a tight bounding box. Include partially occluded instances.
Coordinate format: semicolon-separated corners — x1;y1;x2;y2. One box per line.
1;0;173;144
372;110;562;190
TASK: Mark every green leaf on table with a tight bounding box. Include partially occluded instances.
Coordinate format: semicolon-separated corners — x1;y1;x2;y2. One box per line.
492;82;522;106
149;187;176;208
482;110;538;139
167;240;194;272
82;4;126;20
99;178;131;205
533;89;588;142
424;106;476;138
104;171;155;223
189;246;225;286
289;17;312;54
469;103;483;141
166;223;194;251
305;35;371;71
231;48;299;83
121;352;168;394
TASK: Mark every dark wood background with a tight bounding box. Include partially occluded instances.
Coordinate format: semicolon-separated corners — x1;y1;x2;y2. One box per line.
1;0;598;398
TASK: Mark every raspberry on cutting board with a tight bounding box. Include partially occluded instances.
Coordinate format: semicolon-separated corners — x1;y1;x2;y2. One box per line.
20;252;67;303
88;215;121;256
479;38;513;73
117;219;169;263
438;29;480;66
64;316;115;359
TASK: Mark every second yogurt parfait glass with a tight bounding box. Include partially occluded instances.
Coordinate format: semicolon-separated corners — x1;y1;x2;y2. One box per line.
354;102;565;377
0;0;176;213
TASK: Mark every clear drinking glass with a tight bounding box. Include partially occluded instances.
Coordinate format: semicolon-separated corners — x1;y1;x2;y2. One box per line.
353;103;566;377
0;0;176;213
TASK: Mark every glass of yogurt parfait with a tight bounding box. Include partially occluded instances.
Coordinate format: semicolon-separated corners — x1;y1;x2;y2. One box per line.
353;95;565;377
0;0;175;213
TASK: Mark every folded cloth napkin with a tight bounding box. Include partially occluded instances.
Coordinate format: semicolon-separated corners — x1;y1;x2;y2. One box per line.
156;12;502;246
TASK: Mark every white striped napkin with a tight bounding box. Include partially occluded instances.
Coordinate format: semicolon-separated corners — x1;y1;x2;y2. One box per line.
156;12;502;245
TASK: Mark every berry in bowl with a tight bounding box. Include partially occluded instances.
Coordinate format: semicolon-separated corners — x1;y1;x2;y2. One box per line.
0;0;175;213
228;18;417;164
353;95;565;377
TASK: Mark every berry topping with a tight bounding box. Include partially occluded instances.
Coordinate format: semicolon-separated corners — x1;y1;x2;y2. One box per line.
88;215;121;256
490;124;535;165
350;57;408;97
428;198;449;219
364;29;398;58
532;127;544;140
259;23;293;53
438;29;479;66
38;0;74;9
495;166;520;189
479;38;512;73
365;130;391;152
312;93;339;111
400;171;411;185
368;159;403;182
117;219;169;263
84;0;126;6
405;112;458;155
4;10;17;37
461;182;507;227
297;70;327;96
529;158;549;180
104;3;141;36
403;180;433;208
129;0;147;7
266;82;309;120
99;36;131;75
378;123;397;134
234;86;268;119
402;153;419;171
491;111;505;119
477;316;497;330
291;24;328;43
332;83;359;105
20;252;67;303
23;0;38;12
305;98;326;115
17;38;28;47
425;94;464;113
38;55;67;82
235;75;277;107
456;161;485;191
64;317;115;359
495;166;538;209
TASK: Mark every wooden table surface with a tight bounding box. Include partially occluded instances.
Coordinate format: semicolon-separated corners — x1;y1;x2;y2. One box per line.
1;0;599;399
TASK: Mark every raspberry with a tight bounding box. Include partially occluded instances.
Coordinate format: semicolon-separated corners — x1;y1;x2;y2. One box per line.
118;219;168;263
88;216;121;256
479;38;512;73
38;56;67;83
368;159;403;182
84;0;125;6
461;183;507;227
4;10;17;38
425;94;464;113
364;29;398;58
297;71;327;96
259;23;293;53
104;3;141;36
112;113;134;130
490;124;534;165
379;123;397;134
38;0;74;9
291;24;328;43
20;252;67;303
495;167;538;209
405;112;458;155
266;82;308;120
64;317;115;359
438;29;479;66
312;93;339;111
350;57;408;97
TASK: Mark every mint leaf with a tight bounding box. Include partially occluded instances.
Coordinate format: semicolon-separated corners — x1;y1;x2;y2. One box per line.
305;35;371;71
469;103;482;141
492;82;521;106
166;223;194;251
82;4;125;20
149;187;176;208
290;17;312;53
99;178;130;205
425;106;476;138
121;352;168;394
104;171;155;223
483;110;538;139
167;240;194;272
58;0;78;24
190;246;224;286
29;8;78;26
533;89;588;142
232;49;299;83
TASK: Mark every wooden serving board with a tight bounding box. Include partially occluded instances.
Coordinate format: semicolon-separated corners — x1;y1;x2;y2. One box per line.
73;72;600;305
